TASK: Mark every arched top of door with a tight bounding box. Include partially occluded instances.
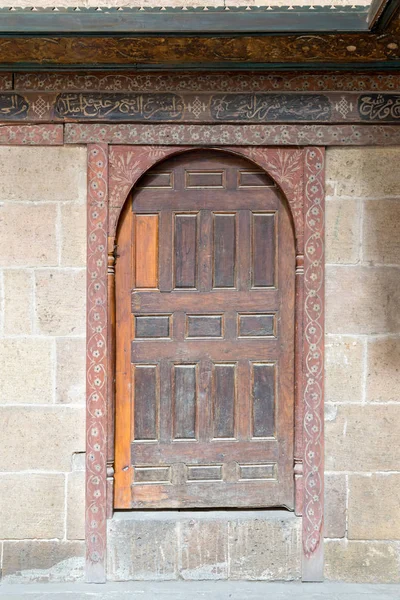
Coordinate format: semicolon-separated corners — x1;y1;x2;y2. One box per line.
108;146;307;253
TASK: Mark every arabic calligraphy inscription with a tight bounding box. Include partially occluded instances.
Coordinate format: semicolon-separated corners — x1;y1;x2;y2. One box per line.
55;92;185;120
0;94;29;119
358;94;400;121
210;93;331;122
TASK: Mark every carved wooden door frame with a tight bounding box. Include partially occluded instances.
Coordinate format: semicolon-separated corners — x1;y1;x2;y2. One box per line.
86;143;325;583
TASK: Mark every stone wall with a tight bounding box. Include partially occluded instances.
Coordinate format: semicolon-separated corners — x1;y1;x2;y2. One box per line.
324;147;400;583
0;145;399;583
0;146;87;582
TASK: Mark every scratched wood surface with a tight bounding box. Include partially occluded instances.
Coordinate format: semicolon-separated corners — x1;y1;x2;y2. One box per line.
114;149;296;509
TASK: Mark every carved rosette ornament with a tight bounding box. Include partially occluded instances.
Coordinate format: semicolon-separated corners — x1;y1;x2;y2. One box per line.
86;144;109;583
302;147;325;581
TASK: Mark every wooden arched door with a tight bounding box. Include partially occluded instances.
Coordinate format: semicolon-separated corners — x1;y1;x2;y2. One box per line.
114;149;295;510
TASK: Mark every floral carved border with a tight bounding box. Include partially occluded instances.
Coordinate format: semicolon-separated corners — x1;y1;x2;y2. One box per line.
109;145;305;249
0;124;63;145
302;147;325;582
90;143;325;583
227;147;304;253
66;123;400;147
86;144;109;583
109;145;191;236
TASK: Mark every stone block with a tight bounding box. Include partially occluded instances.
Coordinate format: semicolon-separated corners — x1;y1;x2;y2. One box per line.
56;337;86;404
367;337;400;402
348;474;400;540
35;269;86;336
107;515;179;580
0;406;85;471
0;203;57;267
67;470;85;540
326;148;400;198
107;512;302;582
60;203;87;267
325;540;400;583
363;199;400;265
326;266;400;335
326;199;360;264
0;146;86;202
179;518;228;580
325;336;364;403
0;338;53;404
2;541;84;583
3;270;33;335
228;513;301;580
325;405;400;471
324;474;347;539
71;451;86;471
0;474;65;539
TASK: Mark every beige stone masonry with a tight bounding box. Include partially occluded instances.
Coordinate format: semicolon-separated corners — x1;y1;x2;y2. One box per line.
0;145;87;582
0;203;58;267
325;540;400;583
325;336;365;403
3;270;33;335
228;516;301;580
66;470;85;541
325;404;400;472
324;474;347;539
35;269;86;336
0;406;85;471
60;203;87;268
366;337;400;402
180;519;228;580
107;512;301;581
0;140;399;583
0;147;86;202
326;266;400;335
56;338;86;404
326;199;360;264
348;474;400;540
0;338;54;404
363;199;400;266
2;541;85;583
0;474;65;539
326;148;400;198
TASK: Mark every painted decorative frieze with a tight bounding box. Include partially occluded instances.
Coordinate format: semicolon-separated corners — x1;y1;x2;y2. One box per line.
64;123;400;147
13;71;400;93
0;124;63;145
1;90;400;123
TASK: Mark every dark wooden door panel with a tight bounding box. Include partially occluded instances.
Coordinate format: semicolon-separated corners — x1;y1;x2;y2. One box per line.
115;150;295;509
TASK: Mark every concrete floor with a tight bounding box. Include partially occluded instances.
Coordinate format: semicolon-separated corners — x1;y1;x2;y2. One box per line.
1;582;400;599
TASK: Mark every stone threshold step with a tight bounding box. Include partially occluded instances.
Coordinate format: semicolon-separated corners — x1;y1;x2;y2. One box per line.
108;510;301;581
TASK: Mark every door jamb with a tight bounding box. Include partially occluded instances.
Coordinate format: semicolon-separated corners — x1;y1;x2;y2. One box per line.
85;143;325;583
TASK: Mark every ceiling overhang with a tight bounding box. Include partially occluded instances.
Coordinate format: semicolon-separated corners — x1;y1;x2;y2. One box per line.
0;0;399;70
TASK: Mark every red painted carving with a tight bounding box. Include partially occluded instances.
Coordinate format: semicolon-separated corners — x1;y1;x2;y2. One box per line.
86;144;109;583
91;143;325;583
302;147;325;582
0;73;12;90
228;147;304;252
0;124;63;145
108;145;190;235
15;70;400;92
66;123;400;147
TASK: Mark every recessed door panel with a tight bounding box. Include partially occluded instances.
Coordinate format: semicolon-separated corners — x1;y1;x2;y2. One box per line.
116;150;295;509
